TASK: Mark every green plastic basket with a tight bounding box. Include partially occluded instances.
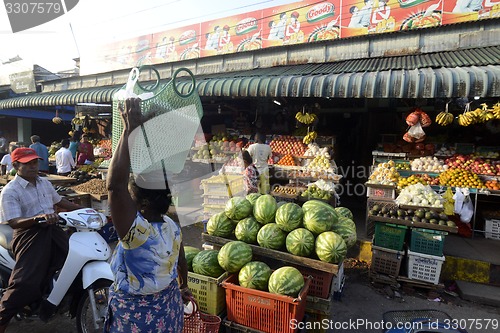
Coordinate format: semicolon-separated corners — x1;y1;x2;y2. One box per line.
410;228;447;256
373;223;407;251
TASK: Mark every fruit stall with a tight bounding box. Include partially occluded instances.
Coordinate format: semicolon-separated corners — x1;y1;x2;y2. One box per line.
184;194;354;332
365;140;500;288
190;131;341;219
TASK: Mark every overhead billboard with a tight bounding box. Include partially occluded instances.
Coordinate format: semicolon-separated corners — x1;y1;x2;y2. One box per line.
80;0;498;75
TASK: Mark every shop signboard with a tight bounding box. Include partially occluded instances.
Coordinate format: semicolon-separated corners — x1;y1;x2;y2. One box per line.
442;0;500;24
9;71;36;93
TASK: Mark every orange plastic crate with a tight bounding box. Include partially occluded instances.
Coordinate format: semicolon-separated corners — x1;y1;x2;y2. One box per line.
293;264;334;299
221;274;311;333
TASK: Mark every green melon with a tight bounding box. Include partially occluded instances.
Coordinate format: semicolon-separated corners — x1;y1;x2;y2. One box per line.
257;223;286;250
238;261;272;291
225;197;253;220
253;194;277;224
275;202;303;232
286;228;315;257
217;241;253;273
184;246;201;272
335;207;354;220
268;266;305;297
315;231;347;264
235;216;261;244
192;250;225;278
302;200;339;235
206;212;234;238
332;217;357;248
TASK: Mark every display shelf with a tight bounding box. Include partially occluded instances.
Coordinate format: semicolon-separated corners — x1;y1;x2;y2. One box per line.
202;233;339;274
398;204;444;212
367;215;458;234
372;151;408;158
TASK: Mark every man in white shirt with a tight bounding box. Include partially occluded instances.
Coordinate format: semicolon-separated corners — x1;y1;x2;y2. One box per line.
247;133;272;194
0;144;18;176
55;139;75;176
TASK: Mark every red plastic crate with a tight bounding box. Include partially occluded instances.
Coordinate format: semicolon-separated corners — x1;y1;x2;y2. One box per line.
221;274;311;333
293;264;334;299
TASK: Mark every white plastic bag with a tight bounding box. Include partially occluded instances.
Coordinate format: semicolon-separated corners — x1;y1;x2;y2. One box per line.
113;68;154;101
408;122;425;139
453;187;464;215
459;188;474;223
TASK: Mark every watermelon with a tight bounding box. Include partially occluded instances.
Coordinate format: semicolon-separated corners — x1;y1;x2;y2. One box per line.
235;216;261;244
315;231;347;264
238;261;272;291
184;246;201;272
246;193;261;206
192;250;225;278
333;217;357;248
225;197;253;220
253;194;277;224
257;223;286;250
302;200;339;235
275;202;303;232
206;212;234;238
335;207;354;220
268;266;304;297
286;228;315;257
217;241;253;273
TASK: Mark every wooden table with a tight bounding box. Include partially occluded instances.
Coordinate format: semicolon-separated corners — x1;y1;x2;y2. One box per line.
202;233;339;275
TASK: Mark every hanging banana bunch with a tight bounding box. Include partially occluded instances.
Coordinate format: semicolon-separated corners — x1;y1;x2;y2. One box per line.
492;102;500;119
435;101;454;126
457;102;475;127
295;106;317;125
52;110;62;124
302;129;317;144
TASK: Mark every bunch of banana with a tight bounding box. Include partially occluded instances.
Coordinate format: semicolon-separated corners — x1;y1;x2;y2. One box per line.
492;102;500;119
457;112;475;126
71;117;84;125
295;112;317;125
303;131;317;144
435;111;454;126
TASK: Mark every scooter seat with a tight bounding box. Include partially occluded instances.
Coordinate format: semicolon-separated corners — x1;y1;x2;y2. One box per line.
0;223;13;251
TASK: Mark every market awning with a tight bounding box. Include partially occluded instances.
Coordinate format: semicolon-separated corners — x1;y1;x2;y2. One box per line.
179;65;500;99
0;86;121;109
0;47;499;109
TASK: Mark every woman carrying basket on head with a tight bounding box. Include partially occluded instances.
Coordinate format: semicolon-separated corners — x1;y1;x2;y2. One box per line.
105;97;192;332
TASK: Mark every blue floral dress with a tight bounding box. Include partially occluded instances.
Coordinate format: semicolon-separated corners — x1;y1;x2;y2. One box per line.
104;213;184;333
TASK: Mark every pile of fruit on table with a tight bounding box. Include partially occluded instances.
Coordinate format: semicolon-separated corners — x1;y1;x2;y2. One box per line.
205;194;357;263
368;204;456;228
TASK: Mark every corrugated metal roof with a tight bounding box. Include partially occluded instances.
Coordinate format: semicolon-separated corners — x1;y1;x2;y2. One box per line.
0;47;499;109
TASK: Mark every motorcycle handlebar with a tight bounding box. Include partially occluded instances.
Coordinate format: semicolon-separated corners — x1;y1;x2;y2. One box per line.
36;217;66;226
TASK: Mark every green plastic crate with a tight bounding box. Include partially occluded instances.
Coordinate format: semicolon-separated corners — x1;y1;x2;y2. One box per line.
187;271;228;315
373;223;407;251
410;228;447;256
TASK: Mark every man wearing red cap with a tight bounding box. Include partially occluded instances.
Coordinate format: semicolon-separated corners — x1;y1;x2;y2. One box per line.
0;148;83;332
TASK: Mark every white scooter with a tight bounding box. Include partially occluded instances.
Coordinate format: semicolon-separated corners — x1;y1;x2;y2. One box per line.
0;208;114;333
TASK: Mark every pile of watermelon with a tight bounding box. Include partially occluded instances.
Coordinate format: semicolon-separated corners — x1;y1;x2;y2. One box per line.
205;193;357;264
187;241;306;297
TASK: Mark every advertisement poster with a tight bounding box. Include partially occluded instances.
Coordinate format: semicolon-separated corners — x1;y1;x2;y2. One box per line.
200;10;262;57
262;1;340;48
443;0;500;24
341;0;443;37
152;24;201;64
